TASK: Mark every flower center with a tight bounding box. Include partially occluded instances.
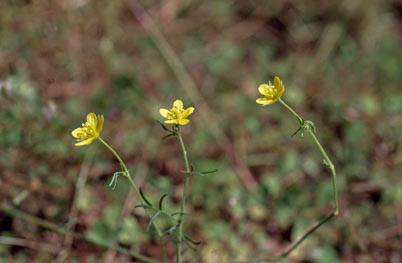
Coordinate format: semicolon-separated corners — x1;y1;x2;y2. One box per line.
168;107;183;120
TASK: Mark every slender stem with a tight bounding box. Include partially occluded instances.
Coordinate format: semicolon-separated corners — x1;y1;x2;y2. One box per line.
98;137;129;172
0;203;161;263
276;98;339;257
278;98;304;125
98;137;166;260
280;212;335;258
307;130;339;215
176;131;191;263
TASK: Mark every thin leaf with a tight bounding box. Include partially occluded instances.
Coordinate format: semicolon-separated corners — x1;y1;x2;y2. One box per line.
146;211;161;232
159;193;168;210
107;175;118;190
171;212;187;217
107;172;124;190
184;169;218;176
198;169;218;176
291;126;303;137
183;233;201;245
162;133;176;140
139;187;152;206
156;120;171;132
162;224;177;235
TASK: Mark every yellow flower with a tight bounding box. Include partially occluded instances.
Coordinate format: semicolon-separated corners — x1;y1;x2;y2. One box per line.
71;113;104;146
256;76;285;106
159;99;195;125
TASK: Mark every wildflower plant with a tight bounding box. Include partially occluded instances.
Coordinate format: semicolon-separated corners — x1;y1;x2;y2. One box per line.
256;76;339;259
158;99;212;263
72;113;168;262
72;83;338;262
72;106;210;263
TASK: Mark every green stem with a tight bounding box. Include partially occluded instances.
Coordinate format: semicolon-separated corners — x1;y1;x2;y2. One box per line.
0;203;160;263
279;98;304;125
280;212;335;258
235;212;336;262
98;137;166;261
277;98;339;257
176;131;191;263
307;130;339;215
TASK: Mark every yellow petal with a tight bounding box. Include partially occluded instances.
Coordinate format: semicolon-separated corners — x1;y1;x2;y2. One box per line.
178;119;190;125
274;76;281;89
72;128;88;138
75;137;97;146
159;109;170;118
256;97;276;105
165;119;179;124
97;114;104;135
86;113;98;130
258;84;270;96
182;107;194;118
278;83;285;98
173;100;183;110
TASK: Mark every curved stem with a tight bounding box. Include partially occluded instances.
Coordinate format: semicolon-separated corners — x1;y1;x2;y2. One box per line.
98;137;166;260
98;137;129;172
278;98;304;125
276;99;339;257
307;130;339;215
280;212;335;258
176;131;191;263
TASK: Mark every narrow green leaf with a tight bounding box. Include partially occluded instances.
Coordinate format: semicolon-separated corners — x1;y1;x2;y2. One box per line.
183;233;201;245
159;193;168;210
162;133;175;140
107;172;124;190
291;126;303;137
171;212;187;217
156;120;171;132
199;169;218;176
183;169;218;176
162;224;177;235
139;187;152;206
146;211;161;232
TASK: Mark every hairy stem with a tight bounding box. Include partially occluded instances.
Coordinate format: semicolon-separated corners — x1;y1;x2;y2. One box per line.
176;131;191;263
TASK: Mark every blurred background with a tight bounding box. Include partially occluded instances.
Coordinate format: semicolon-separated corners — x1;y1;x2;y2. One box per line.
1;0;402;262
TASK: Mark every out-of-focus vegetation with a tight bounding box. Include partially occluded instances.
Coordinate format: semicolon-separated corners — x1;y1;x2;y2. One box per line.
1;0;402;262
